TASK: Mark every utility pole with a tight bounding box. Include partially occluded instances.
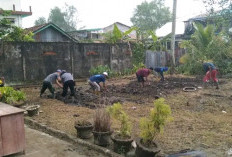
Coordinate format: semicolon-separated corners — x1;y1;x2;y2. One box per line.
171;0;177;66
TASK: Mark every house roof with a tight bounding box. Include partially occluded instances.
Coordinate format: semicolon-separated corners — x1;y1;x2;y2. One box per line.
68;28;102;33
104;22;131;29
0;10;32;18
156;22;185;37
25;23;78;42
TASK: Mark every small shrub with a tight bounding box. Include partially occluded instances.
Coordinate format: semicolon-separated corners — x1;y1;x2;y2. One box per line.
0;87;26;104
93;108;111;132
89;65;115;77
139;98;172;145
132;63;146;73
107;103;131;137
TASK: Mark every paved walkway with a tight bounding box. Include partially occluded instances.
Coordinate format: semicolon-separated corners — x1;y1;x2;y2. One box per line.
9;126;105;157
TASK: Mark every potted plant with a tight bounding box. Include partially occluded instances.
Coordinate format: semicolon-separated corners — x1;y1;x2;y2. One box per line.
107;103;133;154
74;120;93;139
26;105;40;117
136;98;173;157
92;108;112;147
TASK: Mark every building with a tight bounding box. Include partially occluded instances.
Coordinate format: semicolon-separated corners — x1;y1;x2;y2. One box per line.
103;22;136;39
68;28;103;41
25;23;78;42
68;22;136;41
0;0;32;27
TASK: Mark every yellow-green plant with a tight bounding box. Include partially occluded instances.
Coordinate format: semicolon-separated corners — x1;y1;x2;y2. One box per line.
107;103;131;137
139;98;172;144
0;87;26;104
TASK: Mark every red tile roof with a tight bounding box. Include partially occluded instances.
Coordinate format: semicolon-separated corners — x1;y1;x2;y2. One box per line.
24;23;48;33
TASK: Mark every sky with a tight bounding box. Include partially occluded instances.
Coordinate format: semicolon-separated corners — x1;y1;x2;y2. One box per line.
20;0;206;29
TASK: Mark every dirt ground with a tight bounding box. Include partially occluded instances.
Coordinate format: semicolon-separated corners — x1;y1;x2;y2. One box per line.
20;74;232;157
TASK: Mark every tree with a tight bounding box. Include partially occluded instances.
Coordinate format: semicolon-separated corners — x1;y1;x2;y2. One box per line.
48;4;78;31
203;0;232;33
0;9;12;39
0;9;34;41
131;0;171;32
34;17;47;26
179;23;232;74
3;26;34;42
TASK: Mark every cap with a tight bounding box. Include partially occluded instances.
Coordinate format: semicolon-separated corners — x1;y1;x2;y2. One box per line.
103;72;108;77
57;69;62;73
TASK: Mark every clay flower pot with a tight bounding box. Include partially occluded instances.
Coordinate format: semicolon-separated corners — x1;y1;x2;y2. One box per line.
92;130;112;147
135;138;160;157
26;105;40;117
74;122;93;139
111;133;133;154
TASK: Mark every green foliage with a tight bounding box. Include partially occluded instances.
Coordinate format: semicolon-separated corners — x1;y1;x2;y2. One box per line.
107;103;131;137
0;9;13;39
132;42;145;65
0;87;26;104
146;31;171;51
132;63;146;74
131;0;171;32
89;65;113;76
139;117;155;144
203;0;232;33
179;23;232;75
34;17;47;25
3;27;34;42
0;9;34;41
139;98;172;144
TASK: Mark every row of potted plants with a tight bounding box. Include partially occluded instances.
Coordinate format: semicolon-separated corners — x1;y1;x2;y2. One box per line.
74;98;172;157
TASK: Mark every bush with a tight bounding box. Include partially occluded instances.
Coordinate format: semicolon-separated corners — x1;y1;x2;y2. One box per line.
0;87;26;104
107;103;131;137
132;42;145;65
89;65;115;77
139;98;172;144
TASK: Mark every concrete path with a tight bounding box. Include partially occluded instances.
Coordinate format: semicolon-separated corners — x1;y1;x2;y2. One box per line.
9;126;106;157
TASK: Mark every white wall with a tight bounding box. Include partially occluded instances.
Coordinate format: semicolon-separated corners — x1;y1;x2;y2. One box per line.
0;0;21;11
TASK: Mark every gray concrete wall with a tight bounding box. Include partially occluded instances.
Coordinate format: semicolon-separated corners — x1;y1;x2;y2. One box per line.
0;42;132;82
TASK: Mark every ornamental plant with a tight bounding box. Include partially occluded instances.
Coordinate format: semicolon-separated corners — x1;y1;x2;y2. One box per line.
93;108;111;132
0;87;26;104
107;103;131;137
139;98;172;144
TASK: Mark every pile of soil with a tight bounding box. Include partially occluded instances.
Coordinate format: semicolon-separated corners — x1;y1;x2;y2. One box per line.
107;77;203;99
54;87;124;108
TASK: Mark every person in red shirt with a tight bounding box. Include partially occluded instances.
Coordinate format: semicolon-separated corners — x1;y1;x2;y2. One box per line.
136;67;153;87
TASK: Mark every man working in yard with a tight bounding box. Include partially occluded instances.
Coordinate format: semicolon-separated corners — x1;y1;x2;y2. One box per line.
40;70;62;98
0;77;5;87
88;72;108;94
60;70;75;98
154;67;168;82
136;67;153;87
203;62;219;89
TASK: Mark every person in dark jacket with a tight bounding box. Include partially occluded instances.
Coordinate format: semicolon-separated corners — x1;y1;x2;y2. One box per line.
60;70;75;97
154;67;168;82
